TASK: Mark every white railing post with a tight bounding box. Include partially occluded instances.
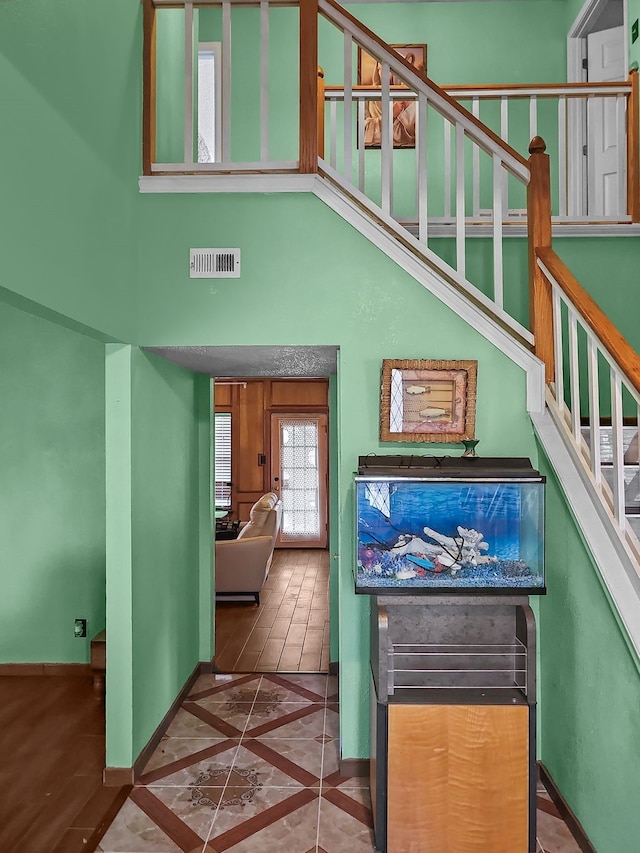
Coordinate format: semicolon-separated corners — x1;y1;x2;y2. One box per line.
260;0;270;163
343;31;353;183
222;1;232;163
587;336;602;484
611;370;626;525
492;154;504;308
417;92;428;244
455;122;465;279
184;0;194;167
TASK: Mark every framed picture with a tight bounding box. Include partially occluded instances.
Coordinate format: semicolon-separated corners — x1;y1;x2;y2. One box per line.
380;359;478;443
357;44;427;149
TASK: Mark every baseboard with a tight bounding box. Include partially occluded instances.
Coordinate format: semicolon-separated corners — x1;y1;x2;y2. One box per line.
329;661;339;676
103;660;207;787
538;762;595;853
0;663;91;676
103;766;135;787
132;662;203;778
339;757;369;778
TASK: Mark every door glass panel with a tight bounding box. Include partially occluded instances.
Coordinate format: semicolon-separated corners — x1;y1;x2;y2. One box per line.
279;419;320;540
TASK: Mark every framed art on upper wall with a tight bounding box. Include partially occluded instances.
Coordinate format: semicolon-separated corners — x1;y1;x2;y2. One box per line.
357;44;427;149
380;359;478;443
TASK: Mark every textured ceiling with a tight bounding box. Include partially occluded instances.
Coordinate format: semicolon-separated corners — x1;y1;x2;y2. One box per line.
144;345;339;378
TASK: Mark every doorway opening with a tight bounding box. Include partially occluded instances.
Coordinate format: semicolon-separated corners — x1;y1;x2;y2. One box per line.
567;0;627;216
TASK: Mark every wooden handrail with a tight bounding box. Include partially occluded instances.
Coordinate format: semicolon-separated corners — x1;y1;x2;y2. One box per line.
527;136;553;382
299;0;319;173
628;69;639;223
537;247;640;396
318;0;528;176
142;0;157;176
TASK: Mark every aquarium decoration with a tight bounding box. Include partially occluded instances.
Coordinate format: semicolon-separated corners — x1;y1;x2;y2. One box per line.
380;359;477;443
355;457;545;595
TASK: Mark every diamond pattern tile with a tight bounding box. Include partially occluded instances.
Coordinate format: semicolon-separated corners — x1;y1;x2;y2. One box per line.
98;673;586;853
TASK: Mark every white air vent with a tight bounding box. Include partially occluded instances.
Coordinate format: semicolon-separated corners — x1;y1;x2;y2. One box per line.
190;248;241;278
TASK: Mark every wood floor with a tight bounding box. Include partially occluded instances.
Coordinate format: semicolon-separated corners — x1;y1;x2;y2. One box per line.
215;548;331;672
0;673;130;853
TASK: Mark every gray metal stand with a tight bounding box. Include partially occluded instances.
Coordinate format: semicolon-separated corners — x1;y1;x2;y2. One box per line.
370;595;537;853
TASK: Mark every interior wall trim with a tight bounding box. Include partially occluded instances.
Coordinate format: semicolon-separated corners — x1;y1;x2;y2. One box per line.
104;661;206;787
538;762;596;852
339;758;369;778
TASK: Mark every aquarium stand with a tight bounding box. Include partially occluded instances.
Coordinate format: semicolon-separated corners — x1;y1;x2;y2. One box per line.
370;595;537;853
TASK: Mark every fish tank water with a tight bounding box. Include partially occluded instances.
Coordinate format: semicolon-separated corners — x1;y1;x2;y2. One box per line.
355;457;545;594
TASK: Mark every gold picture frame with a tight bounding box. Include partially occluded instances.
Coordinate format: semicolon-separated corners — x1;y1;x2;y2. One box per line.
380;359;478;443
357;44;427;149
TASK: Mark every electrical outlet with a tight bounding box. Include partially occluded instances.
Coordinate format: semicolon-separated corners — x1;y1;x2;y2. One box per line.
74;618;87;638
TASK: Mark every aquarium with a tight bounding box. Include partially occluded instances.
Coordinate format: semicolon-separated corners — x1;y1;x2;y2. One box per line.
355;458;545;594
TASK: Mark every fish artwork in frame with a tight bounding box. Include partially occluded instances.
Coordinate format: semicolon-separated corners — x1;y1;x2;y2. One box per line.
380;358;478;443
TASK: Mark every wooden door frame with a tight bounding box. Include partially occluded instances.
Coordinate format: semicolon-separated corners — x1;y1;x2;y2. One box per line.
567;0;629;215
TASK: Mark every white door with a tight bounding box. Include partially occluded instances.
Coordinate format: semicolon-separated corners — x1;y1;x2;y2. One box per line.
587;26;626;216
271;414;328;548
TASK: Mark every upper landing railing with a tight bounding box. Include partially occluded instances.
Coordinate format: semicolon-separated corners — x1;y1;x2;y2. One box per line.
324;78;640;224
142;0;639;350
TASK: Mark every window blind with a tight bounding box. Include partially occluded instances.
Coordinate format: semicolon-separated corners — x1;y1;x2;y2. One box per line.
214;412;232;507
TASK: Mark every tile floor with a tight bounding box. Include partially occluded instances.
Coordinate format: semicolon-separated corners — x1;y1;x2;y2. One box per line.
98;672;583;853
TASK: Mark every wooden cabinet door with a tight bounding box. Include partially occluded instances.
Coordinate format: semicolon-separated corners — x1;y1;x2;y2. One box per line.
387;704;529;853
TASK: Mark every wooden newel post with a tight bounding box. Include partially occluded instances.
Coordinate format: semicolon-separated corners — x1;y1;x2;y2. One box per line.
627;68;639;223
142;0;157;177
299;0;319;174
527;135;554;384
317;67;325;161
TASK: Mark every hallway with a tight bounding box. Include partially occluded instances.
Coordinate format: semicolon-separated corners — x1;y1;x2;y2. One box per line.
214;550;331;673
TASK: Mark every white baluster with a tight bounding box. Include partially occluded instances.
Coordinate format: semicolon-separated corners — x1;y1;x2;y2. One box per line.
343;32;353;183
472;98;480;218
558;96;567;217
381;63;392;216
568;308;581;443
184;1;194;166
616;94;627;217
260;0;269;163
330;99;337;169
611;370;626;525
443;121;451;219
455;122;465;279
500;95;508;144
492;154;504;309
552;288;565;414
358;98;365;192
529;95;537;141
222;1;232;162
417;91;428;245
587;336;602;484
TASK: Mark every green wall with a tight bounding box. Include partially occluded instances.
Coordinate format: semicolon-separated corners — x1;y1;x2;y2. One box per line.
134;191;539;757
105;346;204;765
0;0;138;341
538;447;640;853
555;238;640;353
0;300;106;663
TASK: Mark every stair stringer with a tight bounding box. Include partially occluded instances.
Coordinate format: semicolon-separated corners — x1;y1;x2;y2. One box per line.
311;175;545;414
531;406;640;668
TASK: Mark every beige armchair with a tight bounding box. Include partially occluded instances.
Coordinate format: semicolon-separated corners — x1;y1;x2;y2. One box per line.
215;492;282;605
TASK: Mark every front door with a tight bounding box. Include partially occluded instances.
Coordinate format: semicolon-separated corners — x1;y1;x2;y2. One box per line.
271;413;328;547
587;25;626;216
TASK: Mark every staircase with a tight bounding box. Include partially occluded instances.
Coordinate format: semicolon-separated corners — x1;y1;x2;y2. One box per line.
139;0;640;637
